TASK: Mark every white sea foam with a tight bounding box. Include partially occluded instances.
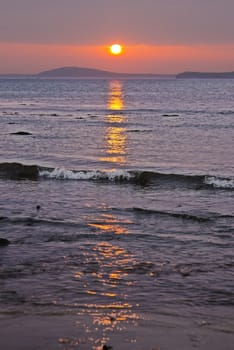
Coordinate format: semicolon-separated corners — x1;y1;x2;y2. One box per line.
205;176;234;189
39;168;133;181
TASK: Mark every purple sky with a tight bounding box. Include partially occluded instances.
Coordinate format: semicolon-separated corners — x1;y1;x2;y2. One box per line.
0;0;234;73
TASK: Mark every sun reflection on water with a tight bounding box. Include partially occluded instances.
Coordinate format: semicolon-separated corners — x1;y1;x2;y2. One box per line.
72;236;141;349
70;191;147;348
100;81;127;165
108;81;124;111
88;213;131;235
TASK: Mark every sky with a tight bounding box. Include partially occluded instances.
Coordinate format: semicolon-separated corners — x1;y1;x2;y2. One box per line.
0;0;234;74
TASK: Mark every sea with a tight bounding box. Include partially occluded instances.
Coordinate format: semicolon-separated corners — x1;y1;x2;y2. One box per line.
0;77;234;349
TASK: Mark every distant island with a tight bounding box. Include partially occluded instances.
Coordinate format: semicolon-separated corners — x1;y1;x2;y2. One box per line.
37;66;173;79
176;71;234;79
38;66;119;78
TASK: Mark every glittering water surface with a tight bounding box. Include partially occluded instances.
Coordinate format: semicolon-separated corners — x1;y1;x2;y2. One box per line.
0;78;234;348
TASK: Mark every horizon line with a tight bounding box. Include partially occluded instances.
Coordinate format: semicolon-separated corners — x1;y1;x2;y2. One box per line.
0;66;234;77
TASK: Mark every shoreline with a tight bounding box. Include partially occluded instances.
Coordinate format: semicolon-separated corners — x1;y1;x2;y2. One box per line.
0;310;234;350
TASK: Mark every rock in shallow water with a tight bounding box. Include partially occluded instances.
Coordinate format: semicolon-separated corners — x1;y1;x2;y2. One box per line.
0;162;39;180
0;238;10;246
10;131;32;135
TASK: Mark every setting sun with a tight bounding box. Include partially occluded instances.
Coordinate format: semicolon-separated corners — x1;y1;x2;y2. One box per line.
109;44;123;55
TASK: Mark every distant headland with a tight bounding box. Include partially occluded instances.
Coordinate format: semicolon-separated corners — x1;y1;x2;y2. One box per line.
0;67;234;79
176;71;234;79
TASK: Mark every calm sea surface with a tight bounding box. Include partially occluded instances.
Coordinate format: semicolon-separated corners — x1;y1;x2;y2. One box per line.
0;78;234;348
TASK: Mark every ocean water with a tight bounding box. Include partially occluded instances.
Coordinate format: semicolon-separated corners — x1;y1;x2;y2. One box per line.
0;77;234;348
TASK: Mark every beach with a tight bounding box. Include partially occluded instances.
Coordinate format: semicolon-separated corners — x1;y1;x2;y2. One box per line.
1;310;234;350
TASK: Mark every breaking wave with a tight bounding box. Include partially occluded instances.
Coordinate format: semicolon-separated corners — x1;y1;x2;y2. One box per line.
39;167;133;182
0;162;233;189
37;167;234;190
205;176;234;189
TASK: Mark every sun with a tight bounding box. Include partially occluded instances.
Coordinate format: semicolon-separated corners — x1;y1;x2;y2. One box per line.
109;44;123;55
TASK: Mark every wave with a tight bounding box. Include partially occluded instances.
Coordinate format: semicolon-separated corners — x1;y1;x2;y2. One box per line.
205;176;234;189
40;167;233;190
132;207;211;222
39;168;207;188
39;167;133;182
0;215;80;228
0;162;233;189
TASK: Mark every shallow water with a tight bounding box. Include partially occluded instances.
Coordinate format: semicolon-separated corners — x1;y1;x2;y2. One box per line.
0;77;234;348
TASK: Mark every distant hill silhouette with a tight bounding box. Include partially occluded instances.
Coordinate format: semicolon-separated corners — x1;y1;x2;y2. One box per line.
37;66;173;79
38;66;118;78
176;71;234;79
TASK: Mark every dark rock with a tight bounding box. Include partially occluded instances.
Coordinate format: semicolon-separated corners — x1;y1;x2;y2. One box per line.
103;345;112;350
179;268;191;277
162;114;179;117
0;238;10;246
0;162;39;180
11;131;32;135
176;71;234;79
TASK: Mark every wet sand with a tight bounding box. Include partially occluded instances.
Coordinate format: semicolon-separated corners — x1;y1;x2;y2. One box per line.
0;312;233;350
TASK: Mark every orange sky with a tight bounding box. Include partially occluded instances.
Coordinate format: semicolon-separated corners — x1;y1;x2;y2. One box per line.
0;42;234;74
0;1;233;74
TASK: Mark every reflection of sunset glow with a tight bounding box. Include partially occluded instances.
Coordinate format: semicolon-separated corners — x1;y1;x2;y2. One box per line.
81;302;133;310
88;213;130;235
101;292;117;297
100;81;127;165
75;271;83;279
108;81;124;110
72;239;141;349
74;215;142;348
93;241;131;262
89;222;128;235
87;290;97;295
93;310;140;327
109;272;121;280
